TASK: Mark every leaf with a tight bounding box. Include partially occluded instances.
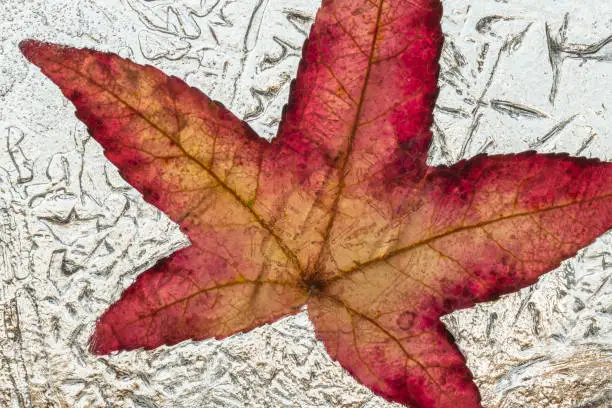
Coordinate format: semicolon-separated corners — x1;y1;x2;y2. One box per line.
19;0;612;407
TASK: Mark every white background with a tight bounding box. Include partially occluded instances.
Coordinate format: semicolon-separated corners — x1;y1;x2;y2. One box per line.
0;0;611;407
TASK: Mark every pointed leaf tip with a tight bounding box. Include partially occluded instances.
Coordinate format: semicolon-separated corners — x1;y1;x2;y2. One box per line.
88;321;117;356
19;40;73;70
19;39;45;60
19;39;34;58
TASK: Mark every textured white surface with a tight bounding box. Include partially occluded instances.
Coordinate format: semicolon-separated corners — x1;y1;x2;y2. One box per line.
0;0;611;407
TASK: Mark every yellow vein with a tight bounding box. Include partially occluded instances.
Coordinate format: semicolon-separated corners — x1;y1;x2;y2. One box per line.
330;192;612;282
314;0;386;269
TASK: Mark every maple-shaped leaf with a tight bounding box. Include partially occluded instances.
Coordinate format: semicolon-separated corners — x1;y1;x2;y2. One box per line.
20;0;612;407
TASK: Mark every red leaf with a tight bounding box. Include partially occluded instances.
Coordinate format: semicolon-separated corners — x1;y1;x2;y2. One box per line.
20;0;612;406
19;40;312;352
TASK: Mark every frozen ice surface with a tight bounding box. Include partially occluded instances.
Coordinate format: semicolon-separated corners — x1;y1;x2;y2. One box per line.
0;0;610;407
